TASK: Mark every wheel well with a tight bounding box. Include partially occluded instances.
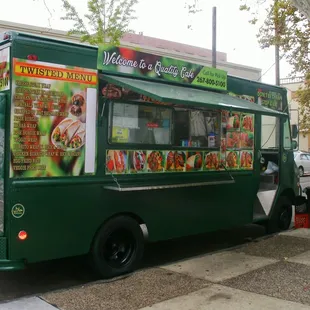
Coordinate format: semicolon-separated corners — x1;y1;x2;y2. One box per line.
90;212;148;252
280;188;295;205
299;166;304;170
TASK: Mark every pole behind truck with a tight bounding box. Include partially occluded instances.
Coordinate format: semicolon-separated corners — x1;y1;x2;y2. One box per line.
0;31;306;278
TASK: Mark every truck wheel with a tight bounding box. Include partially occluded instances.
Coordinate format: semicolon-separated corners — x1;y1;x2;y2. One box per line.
90;216;144;279
266;197;292;234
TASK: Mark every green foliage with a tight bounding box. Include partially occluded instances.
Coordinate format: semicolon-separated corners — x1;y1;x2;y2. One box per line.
240;0;310;131
239;0;267;24
61;0;139;45
296;74;310;131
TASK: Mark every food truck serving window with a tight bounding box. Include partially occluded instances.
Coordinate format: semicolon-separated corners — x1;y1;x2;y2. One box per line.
110;101;222;148
106;101;255;173
110;102;172;144
174;108;221;148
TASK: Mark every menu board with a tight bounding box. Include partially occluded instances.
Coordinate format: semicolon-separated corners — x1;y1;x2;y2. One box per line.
10;58;98;178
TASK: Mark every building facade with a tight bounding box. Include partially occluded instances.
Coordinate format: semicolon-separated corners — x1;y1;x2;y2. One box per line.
0;20;262;81
280;76;309;152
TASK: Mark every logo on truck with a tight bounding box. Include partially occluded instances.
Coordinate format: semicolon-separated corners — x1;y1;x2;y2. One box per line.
11;203;25;218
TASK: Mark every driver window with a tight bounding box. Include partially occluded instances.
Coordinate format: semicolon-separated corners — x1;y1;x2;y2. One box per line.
283;118;292;150
261;116;280;149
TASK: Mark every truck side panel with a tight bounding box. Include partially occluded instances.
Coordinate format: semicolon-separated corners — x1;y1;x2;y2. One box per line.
7;36;260;263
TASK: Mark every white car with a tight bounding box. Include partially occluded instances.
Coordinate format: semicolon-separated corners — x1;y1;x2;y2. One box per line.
294;151;310;176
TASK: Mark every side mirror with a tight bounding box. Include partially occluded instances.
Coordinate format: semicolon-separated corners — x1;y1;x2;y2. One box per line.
291;124;298;139
292;140;298;150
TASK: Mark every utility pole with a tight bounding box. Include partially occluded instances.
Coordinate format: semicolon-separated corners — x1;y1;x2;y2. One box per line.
274;0;280;85
212;7;217;68
274;0;281;147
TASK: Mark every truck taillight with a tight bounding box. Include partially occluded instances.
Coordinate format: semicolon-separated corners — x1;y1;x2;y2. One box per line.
3;34;9;40
274;175;279;184
18;230;28;241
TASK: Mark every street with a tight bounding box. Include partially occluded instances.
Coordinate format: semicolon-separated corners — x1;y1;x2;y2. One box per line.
0;225;268;303
0;179;309;304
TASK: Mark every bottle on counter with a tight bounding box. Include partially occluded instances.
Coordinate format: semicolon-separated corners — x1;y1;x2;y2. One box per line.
208;132;216;148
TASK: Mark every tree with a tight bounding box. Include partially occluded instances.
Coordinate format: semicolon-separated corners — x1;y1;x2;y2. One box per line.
290;0;310;20
240;0;310;131
185;0;202;29
61;0;139;45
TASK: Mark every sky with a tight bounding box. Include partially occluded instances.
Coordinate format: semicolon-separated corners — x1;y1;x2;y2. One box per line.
0;0;294;85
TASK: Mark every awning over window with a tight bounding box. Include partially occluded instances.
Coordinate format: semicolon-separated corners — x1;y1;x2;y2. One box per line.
100;74;288;117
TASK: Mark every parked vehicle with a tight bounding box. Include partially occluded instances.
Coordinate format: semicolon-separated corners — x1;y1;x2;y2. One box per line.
0;31;306;278
294;151;310;176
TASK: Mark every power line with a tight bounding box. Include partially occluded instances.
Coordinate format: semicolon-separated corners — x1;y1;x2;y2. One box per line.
257;53;285;82
41;0;53;30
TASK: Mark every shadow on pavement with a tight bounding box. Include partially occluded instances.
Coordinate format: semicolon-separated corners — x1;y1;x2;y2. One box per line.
0;223;266;302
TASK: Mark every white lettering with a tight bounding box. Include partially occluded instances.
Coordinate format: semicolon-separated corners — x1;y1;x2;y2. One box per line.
154;61;179;78
139;59;147;69
181;67;194;79
102;52;138;68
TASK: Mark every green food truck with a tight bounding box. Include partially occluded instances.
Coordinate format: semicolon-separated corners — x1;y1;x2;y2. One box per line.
0;31;305;278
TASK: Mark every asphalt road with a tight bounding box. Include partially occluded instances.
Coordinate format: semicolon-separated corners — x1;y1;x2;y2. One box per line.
1;179;310;303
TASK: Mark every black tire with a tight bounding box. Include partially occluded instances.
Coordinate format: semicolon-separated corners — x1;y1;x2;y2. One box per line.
266;196;293;234
90;216;144;279
299;166;304;177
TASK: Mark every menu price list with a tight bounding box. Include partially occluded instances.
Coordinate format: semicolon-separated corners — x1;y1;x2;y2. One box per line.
11;80;71;172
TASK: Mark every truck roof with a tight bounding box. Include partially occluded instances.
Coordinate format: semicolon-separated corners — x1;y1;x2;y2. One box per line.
1;30;97;51
228;74;287;92
1;30;287;93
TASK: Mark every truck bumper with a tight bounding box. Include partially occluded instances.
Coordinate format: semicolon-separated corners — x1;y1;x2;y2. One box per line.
0;237;24;270
0;259;25;271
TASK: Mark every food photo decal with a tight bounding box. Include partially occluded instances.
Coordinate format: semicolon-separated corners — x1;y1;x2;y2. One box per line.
106;150;127;174
205;152;220;170
147;151;164;172
227;113;240;130
166;151;186;172
130;151;147;173
52;118;85;150
242;114;254;132
240;151;253;169
51;93;87;151
226;151;239;169
186;152;202;171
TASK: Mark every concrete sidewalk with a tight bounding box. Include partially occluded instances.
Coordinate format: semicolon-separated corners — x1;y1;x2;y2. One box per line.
2;229;310;310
